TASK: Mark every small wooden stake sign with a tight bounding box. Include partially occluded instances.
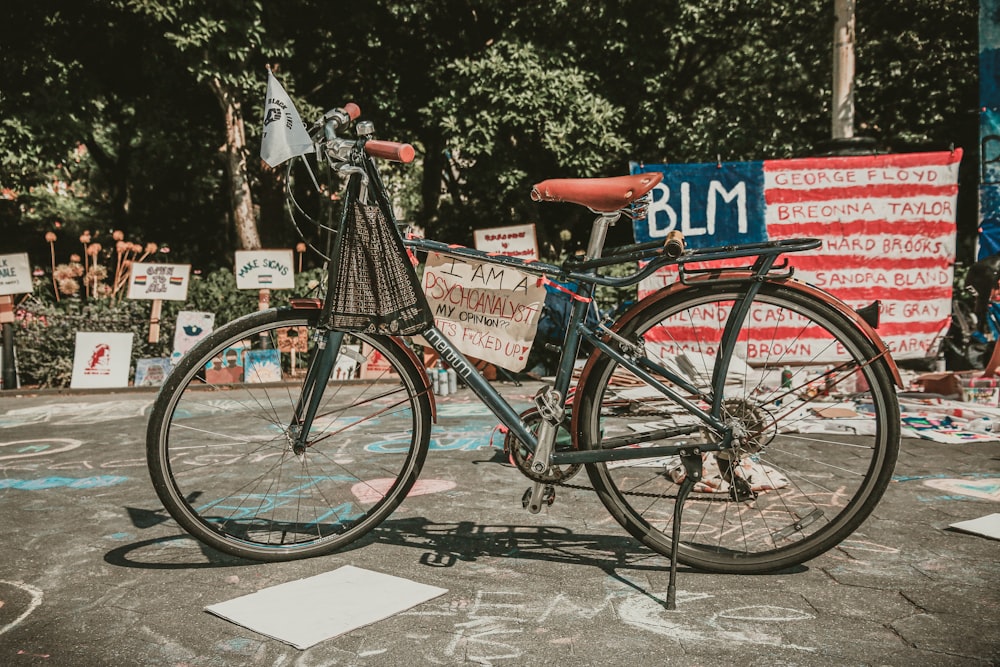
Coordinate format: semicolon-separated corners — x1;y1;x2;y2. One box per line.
235;250;295;292
127;262;191;343
148;299;163;343
0;253;33;390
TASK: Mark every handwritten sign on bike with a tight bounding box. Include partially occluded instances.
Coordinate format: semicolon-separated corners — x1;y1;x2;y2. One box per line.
128;262;191;301
421;252;545;372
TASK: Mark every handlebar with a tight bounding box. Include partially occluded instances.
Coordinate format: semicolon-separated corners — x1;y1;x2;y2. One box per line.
319;103;415;163
364;140;415;163
320;102;361;136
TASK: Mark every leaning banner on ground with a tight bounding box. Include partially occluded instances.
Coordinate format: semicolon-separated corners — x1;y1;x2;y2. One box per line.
631;150;963;361
419;252;546;372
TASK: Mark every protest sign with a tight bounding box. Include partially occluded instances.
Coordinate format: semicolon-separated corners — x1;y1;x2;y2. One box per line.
173;311;215;359
128;262;191;343
473;224;539;260
421;252;545;372
70;332;133;389
128;263;191;300
0;253;32;296
235;250;295;290
632;150;962;361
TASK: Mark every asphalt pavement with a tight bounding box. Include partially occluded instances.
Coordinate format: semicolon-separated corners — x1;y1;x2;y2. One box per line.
0;382;998;666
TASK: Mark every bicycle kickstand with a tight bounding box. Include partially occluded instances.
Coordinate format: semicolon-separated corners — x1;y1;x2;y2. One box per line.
666;447;702;611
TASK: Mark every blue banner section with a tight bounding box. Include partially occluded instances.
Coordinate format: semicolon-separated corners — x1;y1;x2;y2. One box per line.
981;185;1000;258
981;0;1000;258
629;161;768;247
981;110;1000;186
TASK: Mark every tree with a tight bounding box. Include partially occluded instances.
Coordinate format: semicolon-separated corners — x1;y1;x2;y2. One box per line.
0;1;234;267
422;40;631;251
119;0;276;251
0;0;981;269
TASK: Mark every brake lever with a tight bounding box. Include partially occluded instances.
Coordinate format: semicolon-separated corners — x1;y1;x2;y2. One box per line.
321;103;361;140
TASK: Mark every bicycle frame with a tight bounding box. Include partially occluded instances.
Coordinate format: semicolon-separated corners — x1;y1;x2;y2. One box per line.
289;150;833;473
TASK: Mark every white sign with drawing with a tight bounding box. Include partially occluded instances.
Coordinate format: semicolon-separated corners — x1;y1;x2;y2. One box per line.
70;332;134;389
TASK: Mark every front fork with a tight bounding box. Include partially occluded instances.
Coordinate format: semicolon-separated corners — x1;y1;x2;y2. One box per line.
289;329;344;454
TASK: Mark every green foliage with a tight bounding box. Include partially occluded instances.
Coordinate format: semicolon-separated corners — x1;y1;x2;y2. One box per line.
0;0;983;272
13;266;326;388
15;298;171;388
0;0;983;387
425;41;630;230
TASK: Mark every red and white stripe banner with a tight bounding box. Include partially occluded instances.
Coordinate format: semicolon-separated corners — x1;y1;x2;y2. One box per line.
635;150;963;361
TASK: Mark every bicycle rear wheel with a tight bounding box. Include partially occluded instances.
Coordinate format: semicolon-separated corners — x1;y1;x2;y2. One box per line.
146;307;432;561
575;281;899;573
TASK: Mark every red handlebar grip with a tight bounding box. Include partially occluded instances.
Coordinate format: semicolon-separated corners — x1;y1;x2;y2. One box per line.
364;140;415;163
343;102;361;121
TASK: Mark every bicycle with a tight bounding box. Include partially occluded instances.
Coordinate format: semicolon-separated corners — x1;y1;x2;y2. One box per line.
146;102;901;609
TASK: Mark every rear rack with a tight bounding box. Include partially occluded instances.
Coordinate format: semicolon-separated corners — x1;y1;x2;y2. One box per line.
562;237;822;288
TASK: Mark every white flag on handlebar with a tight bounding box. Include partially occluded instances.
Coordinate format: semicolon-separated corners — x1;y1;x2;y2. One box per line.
260;71;313;168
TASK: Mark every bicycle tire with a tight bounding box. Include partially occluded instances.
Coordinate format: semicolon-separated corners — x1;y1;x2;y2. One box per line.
146;307;432;561
575;280;900;574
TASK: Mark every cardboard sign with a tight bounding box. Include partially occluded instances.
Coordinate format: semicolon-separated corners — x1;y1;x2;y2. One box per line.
235;250;295;290
0;253;32;296
359;342;397;379
128;263;191;301
421;252;545;372
70;332;133;389
277;326;308;353
473;224;539;260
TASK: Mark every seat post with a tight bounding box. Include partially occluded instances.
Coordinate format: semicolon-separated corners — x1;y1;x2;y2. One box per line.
584;212;620;261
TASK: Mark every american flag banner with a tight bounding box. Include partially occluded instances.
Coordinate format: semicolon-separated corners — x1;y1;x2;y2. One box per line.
631;150;963;361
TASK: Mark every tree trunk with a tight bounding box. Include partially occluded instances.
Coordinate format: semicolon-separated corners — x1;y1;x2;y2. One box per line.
209;77;260;250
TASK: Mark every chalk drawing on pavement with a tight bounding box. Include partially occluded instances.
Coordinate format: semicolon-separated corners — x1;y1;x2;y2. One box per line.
352;478;457;504
0;475;128;490
0;400;152;428
407;584;816;663
0;438;83;461
0;580;43;636
921;478;1000;502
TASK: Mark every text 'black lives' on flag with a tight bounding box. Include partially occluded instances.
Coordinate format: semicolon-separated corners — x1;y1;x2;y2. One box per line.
260;70;312;168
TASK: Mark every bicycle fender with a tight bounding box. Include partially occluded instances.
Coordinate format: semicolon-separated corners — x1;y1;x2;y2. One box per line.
392;335;438;421
598;274;902;388
288;299;438;420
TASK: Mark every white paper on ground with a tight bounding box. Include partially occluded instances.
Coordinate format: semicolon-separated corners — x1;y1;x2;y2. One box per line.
205;565;448;649
948;513;1000;540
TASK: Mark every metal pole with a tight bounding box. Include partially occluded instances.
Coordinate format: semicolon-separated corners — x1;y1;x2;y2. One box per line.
832;0;856;140
2;322;16;390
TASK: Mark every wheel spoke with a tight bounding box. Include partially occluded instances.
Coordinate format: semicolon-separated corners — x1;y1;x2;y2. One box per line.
147;311;431;561
578;282;898;573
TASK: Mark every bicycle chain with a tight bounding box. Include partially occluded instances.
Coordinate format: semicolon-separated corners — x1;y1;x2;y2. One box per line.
532;469;736;504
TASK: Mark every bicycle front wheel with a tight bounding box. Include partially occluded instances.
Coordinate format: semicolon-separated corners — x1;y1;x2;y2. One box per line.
575;281;900;573
146;307;432;561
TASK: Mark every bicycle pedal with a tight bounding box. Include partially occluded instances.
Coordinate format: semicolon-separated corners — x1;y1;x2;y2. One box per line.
521;487;532;509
